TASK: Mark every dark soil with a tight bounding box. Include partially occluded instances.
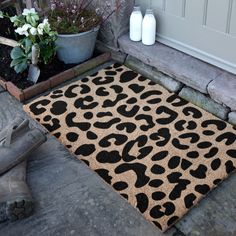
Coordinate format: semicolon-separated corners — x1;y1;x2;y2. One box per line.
0;7;90;90
0;44;76;89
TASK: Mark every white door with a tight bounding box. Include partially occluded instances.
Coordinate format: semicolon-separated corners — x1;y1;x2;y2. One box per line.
136;0;236;74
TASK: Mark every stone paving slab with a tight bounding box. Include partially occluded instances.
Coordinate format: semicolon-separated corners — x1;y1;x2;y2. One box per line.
118;34;223;94
0;82;176;236
208;72;236;111
179;86;230;120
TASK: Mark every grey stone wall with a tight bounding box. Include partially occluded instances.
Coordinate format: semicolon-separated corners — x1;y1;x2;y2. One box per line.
95;0;134;49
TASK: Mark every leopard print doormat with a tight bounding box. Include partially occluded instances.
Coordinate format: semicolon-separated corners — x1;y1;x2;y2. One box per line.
24;63;236;232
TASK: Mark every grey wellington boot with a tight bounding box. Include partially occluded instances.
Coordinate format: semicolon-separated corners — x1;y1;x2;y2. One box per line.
0;161;34;222
0;120;47;175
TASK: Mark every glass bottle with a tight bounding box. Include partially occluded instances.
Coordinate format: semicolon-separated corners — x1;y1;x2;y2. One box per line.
129;6;143;42
142;9;156;46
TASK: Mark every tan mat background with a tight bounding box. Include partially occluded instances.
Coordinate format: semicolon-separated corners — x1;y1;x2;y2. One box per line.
24;63;236;232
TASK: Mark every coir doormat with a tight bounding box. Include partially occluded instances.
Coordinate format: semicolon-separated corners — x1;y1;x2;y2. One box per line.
24;63;236;232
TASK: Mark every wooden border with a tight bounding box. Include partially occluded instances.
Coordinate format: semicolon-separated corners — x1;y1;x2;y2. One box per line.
0;52;111;102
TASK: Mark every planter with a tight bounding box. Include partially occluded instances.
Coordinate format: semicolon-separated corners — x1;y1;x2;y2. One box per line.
56;26;100;64
0;52;111;102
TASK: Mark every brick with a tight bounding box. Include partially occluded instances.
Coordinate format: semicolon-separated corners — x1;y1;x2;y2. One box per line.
179;86;230;120
228;112;236;127
125;55;183;93
208;72;236;111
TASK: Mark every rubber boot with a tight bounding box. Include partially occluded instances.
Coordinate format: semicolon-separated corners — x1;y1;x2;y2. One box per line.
0;161;34;222
0;126;47;175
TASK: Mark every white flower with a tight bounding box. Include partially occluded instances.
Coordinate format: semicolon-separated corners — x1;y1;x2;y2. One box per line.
10;15;18;23
37;23;44;35
22;8;36;16
15;24;31;36
0;11;3;18
30;27;37;35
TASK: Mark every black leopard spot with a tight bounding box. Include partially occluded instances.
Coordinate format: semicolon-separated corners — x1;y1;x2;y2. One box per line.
113;63;122;68
113;181;128;191
163;202;176;216
187;151;199;159
105;70;117;76
93;76;114;85
204;147;219;158
152;191;166;200
96;87;109;96
95;169;112;184
66;132;79;142
151;151;169;161
121;194;128;200
168;156;181;169
29;99;50;115
181;159;193;170
117;105;140;117
80;84;91;94
216;132;236;145
202;119;227;130
43;115;51;122
116;122;137;133
167;172;191;200
97;112;113;118
150;205;165;219
97;150;122;163
211;158;221;170
86;131;98;140
115;163;150;188
66;113;91;131
74;96;98;110
64;84;79;98
172;138;189;150
54;132;61;138
167;94;189;107
110;85;123;93
135;114;155;131
81;77;89;83
150;128;171;146
75;144;96;156
153;221;162;230
184;193;197;208
143;106;151;111
183;107;202;119
197;141;212;149
129;84;145;93
156;106;178;125
226;149;236;158
151;164;166;174
84;112;93;119
138;75;147;81
225;160;236;174
43;118;61;132
103;94;128;108
175;120;197;131
99;134;128;147
179;133;200;143
94;118;121;129
141;90;162;99
136;193;149;214
127;97;138;104
195;184;210;194
120;70;138;83
148;81;156;85
166;215;181;227
213;179;222;185
203;130;215;136
190;164;207;179
149;179;164;188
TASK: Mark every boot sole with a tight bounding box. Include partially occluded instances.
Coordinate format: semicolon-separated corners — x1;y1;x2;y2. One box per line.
0;197;34;222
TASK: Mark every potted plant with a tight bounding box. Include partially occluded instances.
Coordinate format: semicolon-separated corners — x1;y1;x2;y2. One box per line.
48;0;119;64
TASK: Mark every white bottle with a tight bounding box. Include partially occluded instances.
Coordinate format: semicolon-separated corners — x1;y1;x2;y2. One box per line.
142;9;156;46
129;6;143;42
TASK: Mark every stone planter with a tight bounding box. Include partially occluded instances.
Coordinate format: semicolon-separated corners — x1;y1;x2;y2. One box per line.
56;26;100;64
0;52;111;102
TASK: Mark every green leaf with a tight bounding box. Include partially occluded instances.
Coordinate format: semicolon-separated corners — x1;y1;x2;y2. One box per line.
23;38;33;53
10;57;25;67
10;47;24;60
14;61;28;73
